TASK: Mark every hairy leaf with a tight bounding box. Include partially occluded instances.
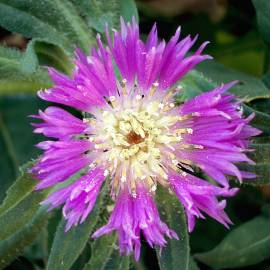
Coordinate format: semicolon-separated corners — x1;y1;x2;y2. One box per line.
71;0;121;33
0;208;51;269
0;0;94;54
244;104;270;136
252;0;270;44
195;216;270;268
0;187;48;241
0;161;48;242
238;143;270;186
197;61;270;102
98;251;130;270
0;45;50;92
0;161;36;216
22;40;73;75
155;187;190;270
46;188;106;270
120;0;139;23
83;234;128;270
176;70;215;103
71;0;138;33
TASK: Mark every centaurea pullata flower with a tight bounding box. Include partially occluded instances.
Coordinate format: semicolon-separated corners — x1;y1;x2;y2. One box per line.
31;18;260;260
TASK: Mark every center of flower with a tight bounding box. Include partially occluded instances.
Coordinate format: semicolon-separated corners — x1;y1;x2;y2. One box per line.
126;131;146;145
86;83;197;197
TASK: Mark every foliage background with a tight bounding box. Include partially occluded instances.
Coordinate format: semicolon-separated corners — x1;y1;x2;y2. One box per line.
0;0;270;269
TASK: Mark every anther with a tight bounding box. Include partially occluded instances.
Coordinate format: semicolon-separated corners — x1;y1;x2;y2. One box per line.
109;95;117;108
194;145;204;149
175;128;193;135
89;163;95;169
158;103;165;109
163;88;177;103
121;79;127;95
104;169;109;177
149;82;159;97
109;96;116;102
172;159;178;165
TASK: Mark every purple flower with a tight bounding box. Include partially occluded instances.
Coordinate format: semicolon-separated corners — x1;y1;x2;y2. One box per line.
92;185;178;261
31;18;260;260
42;167;105;231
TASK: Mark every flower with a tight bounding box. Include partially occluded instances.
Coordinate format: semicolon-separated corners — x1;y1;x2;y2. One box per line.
31;18;260;260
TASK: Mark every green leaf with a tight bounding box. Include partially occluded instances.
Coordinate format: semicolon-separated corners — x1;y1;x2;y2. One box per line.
189;257;200;270
120;0;139;23
252;0;270;44
0;45;51;95
243;104;270;135
263;72;270;88
46;188;106;270
230;105;270;186
0;0;94;54
98;251;130;270
0;186;48;241
0;45;24;77
21;40;73;75
0;79;50;95
250;143;270;164
33;41;73;74
83;234;117;270
196;61;270;102
251;99;270;115
238;143;270;186
83;234;127;270
71;0;138;33
71;0;121;33
175;70;215;103
0;161;37;216
195;216;270;269
155;187;190;270
20;40;40;75
0;207;51;269
24;226;49;262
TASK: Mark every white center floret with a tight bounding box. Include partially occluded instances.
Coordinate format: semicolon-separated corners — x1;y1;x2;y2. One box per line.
83;83;198;197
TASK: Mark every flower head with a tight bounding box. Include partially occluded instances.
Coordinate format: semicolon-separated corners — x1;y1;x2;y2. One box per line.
31;18;260;260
